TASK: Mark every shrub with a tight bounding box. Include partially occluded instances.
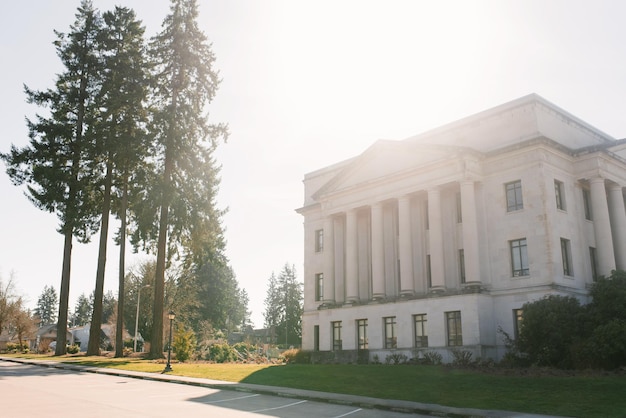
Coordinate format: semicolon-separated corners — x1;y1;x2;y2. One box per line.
6;342;29;353
38;339;51;354
206;343;238;363
504;271;626;370
516;295;584;369
385;353;408;365
233;342;257;360
451;349;474;367
66;344;80;354
282;348;311;364
281;348;299;363
588;272;626;324
421;351;442;365
578;319;626;370
172;326;197;362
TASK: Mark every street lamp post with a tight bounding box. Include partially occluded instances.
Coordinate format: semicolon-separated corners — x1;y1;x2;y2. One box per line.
163;311;175;373
133;285;150;352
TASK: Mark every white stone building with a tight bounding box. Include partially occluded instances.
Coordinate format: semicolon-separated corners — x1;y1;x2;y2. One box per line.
296;94;626;363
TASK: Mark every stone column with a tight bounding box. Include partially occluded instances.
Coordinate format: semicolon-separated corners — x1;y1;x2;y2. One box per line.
398;196;415;296
322;216;335;304
345;209;359;303
607;183;626;270
371;202;385;299
333;216;345;303
427;188;445;291
460;180;481;285
590;178;616;276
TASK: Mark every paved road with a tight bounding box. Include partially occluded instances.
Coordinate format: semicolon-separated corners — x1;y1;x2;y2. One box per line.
0;360;430;418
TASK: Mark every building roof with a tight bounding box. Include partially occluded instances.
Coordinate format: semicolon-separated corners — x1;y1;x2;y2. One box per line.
405;93;615;152
298;94;620;211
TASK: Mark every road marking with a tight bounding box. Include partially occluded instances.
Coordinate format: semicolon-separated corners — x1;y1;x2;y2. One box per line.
250;400;307;412
200;394;261;404
332;408;363;418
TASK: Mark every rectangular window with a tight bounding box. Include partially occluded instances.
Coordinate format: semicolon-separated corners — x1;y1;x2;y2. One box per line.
396;258;402;291
331;321;342;351
561;238;573;276
510;238;529;277
555;180;566;211
459;249;466;284
513;309;523;340
506;180;523;212
413;314;428;348
426;255;432;288
313;325;319;351
384;317;397;349
456;191;462;223
357;319;368;350
583;189;592;220
315;229;324;252
315;273;323;301
446;311;463;346
589;247;598;282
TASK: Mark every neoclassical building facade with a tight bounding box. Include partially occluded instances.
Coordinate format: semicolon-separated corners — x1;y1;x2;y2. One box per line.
297;94;626;362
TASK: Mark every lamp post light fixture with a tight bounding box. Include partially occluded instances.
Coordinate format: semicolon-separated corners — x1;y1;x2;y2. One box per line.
133;284;150;352
163;311;175;373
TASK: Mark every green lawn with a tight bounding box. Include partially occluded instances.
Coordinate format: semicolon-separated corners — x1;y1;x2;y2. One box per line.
5;354;625;417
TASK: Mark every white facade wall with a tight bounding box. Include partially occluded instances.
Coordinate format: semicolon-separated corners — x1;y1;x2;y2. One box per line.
298;94;626;362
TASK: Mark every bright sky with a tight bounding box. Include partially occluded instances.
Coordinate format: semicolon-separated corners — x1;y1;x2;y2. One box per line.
1;0;625;328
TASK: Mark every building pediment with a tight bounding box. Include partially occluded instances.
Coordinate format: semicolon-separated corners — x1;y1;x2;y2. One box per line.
312;140;468;201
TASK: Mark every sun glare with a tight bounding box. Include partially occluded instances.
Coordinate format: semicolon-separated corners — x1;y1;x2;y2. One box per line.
268;1;499;153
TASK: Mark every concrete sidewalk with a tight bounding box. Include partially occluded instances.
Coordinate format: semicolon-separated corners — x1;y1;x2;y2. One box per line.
0;356;567;418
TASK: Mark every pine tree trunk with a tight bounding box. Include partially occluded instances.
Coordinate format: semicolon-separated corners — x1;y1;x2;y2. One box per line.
150;200;169;358
114;174;129;358
150;149;173;358
55;230;73;356
150;82;178;359
87;162;113;355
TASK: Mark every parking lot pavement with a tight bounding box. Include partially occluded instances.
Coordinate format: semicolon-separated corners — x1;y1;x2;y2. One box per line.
0;357;567;418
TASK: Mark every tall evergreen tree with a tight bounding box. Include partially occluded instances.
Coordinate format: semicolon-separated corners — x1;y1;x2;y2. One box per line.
192;257;240;331
237;288;252;330
72;293;92;327
86;6;149;357
135;0;227;358
264;264;303;346
1;0;103;355
264;272;281;334
34;285;58;326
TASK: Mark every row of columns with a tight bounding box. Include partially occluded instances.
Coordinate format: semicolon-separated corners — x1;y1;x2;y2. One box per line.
322;180;482;305
592;178;626;275
321;176;626;305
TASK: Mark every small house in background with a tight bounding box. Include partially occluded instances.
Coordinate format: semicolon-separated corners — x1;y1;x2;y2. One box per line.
0;331;13;351
34;324;73;352
228;326;276;346
70;323;134;352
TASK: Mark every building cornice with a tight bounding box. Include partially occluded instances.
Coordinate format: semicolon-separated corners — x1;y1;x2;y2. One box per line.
405;93;615;148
